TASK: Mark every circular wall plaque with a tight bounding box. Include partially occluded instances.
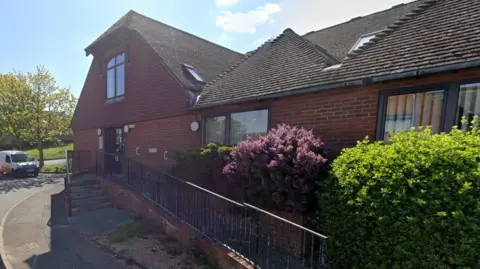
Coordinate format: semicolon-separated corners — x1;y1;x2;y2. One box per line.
97;128;102;136
190;121;200;132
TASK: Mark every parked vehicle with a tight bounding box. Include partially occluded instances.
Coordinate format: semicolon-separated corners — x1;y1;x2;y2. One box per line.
0;151;39;178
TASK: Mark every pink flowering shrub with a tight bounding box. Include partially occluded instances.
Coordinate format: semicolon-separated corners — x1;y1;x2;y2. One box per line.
223;124;329;212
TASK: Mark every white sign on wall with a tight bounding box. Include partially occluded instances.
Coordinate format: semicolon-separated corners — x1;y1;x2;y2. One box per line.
148;148;157;153
98;136;103;150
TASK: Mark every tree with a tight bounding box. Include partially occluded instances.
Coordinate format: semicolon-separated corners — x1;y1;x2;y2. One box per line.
0;66;77;167
0;72;33;147
26;66;77;167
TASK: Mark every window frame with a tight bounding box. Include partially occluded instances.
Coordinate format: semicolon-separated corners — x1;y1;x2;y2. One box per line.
106;52;126;101
202;107;270;145
376;79;480;140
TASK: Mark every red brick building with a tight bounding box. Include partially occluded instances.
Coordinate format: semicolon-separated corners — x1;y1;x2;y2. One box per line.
72;0;480;168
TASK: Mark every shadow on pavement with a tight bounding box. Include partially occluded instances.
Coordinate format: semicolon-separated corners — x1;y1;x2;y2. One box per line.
0;174;64;194
23;190;95;269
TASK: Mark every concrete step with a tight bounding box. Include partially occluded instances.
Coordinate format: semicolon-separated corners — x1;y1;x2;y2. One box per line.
70;184;100;193
72;196;109;207
70;178;98;187
70;189;104;200
71;202;113;216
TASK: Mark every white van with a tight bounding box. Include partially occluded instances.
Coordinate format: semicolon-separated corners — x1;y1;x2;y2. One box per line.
0;151;39;178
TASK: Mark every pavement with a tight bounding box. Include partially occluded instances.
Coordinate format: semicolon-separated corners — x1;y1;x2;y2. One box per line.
0;175;133;269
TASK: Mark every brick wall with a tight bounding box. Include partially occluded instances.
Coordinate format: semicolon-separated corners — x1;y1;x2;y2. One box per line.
200;68;480;155
124;114;202;169
72;31;191;131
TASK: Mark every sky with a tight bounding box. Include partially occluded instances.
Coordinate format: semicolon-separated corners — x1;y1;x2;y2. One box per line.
0;0;411;97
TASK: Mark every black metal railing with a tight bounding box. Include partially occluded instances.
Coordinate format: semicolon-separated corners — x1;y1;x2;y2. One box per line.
67;150;93;174
96;150;328;269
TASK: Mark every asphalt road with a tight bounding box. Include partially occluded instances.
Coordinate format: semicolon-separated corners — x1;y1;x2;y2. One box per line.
0;174;64;222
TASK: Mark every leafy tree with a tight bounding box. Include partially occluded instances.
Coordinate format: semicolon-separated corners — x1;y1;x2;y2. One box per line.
0;66;77;166
0;72;33;147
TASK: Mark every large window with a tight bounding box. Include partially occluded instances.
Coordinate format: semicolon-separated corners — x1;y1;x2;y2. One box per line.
204;109;269;145
384;90;444;140
230;109;269;145
107;52;125;99
456;83;480;130
205;116;226;144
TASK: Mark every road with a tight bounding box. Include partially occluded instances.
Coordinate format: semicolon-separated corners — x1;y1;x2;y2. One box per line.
0;174;64;221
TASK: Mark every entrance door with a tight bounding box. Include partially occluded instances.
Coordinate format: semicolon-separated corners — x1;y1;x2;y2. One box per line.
104;127;123;175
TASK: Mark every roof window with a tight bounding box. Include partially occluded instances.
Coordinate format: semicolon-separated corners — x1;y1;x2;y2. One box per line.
182;64;205;83
349;33;376;53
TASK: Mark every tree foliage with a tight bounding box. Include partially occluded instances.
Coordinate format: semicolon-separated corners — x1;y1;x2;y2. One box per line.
318;125;480;269
0;66;77;165
223;124;329;212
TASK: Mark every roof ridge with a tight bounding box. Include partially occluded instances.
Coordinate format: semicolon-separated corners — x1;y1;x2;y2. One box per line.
303;0;420;38
131;10;242;56
345;0;440;60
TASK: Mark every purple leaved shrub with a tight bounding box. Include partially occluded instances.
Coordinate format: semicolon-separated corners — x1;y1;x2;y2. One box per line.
223;124;329;212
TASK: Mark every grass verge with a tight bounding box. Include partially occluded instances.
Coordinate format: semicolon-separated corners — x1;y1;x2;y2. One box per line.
27;143;73;160
40;163;67;173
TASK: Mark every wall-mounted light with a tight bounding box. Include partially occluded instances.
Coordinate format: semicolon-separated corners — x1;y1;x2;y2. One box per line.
97;128;102;136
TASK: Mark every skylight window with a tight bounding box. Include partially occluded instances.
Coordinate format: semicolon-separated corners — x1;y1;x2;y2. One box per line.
349;33;376;53
183;64;205;83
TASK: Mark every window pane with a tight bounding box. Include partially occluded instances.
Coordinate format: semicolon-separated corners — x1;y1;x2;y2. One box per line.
107;57;116;68
456;83;480;130
187;67;204;82
116;52;125;64
107;68;115;99
230;109;269;145
205;116;226;144
116;64;125;96
384;90;444;140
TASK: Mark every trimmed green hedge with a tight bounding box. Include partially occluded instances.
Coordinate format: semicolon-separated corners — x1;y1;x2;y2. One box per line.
318;126;480;269
170;143;235;198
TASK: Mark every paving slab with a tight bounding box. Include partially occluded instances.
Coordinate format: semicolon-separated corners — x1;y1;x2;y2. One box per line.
70;208;132;238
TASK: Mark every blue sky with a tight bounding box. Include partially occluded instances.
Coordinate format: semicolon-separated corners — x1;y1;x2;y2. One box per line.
0;0;408;97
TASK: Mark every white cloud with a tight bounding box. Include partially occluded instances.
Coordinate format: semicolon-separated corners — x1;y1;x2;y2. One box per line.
275;0;411;35
216;0;240;6
216;3;281;33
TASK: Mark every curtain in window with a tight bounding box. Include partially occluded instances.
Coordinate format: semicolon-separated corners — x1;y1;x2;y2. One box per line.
205;116;226;144
384;90;444;140
456;83;480;130
230;109;268;145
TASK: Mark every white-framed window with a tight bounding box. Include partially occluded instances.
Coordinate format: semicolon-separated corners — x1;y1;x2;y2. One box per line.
107;52;125;99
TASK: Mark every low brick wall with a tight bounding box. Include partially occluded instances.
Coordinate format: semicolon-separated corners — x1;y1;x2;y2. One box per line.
97;176;252;269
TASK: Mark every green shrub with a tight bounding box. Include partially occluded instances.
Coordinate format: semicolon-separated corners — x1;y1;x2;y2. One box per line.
318;126;480;269
170;143;235;198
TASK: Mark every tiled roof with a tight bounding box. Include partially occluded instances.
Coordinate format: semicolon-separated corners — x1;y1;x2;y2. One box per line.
195;0;480;108
195;29;338;106
303;1;421;60
85;10;243;88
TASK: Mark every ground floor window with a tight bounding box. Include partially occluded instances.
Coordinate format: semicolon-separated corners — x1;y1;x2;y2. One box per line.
378;79;480;140
204;109;269;145
384;90;445;140
456;82;480;130
230;109;269;145
204;116;226;144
